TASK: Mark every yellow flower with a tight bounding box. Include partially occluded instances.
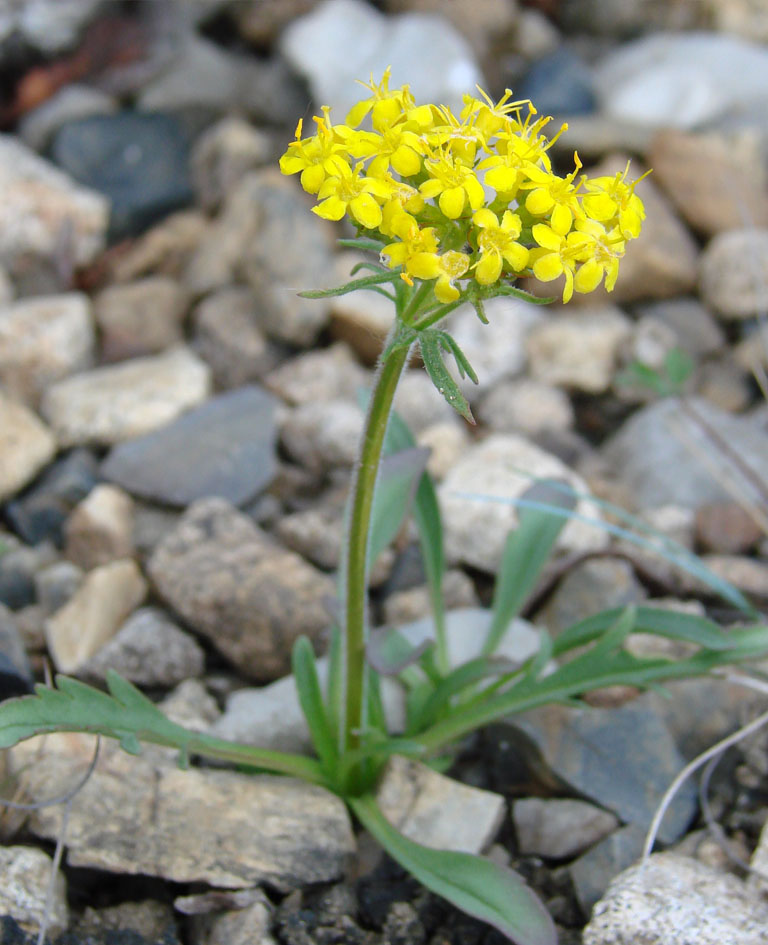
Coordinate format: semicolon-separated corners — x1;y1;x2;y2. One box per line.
407;249;470;302
581;163;648;239
460;87;532;139
472;209;529;285
519;152;584;234
420;147;485;219
278;109;352;194
313;162;392;229
529;223;579;302
346;67;414;130
570;219;625;295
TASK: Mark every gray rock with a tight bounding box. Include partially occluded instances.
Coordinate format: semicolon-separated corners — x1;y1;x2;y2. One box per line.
601;396;768;510
439;434;608;573
0;395;56;502
513;797;619;860
64;483;135;570
0;542;58;610
519;46;596;115
0;603;33;697
18;83;117;153
82;606;205;688
191;116;273;212
533;558;647;636
94;276;190;362
148;498;334;681
281;399;365;472
101;386;279;508
275;503;346;571
111;209;208;283
527;306;631;394
0;135;108;281
280;0;482;118
633;298;725;358
34;560;84;615
593;32;768;128
265;342;369;406
382;570;478;626
507;700;697;844
0;293;94;406
193;893;276;945
41;346;211;447
11;733;355;891
0;845;68;937
192;287;278;389
583;853;768;945
393;371;458;434
1;0;103;53
74;900;177;943
569;822;647;916
699;228;768;319
329;258;396;364
45;559;148;674
376;755;505;854
417;420;472;480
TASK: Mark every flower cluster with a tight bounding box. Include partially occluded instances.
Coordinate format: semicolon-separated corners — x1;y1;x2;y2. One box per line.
279;69;646;305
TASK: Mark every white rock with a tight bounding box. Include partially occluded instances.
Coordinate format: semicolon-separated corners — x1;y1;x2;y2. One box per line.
280;0;482;119
280;399;365;471
584;853;768;945
699;228;768;319
0;394;56;502
0;845;68;937
478;378;574;434
527;306;632;394
513;798;619;859
0;292;94;405
0;135;109;277
5;0;103;53
64;483;135;570
440;434;608;572
42;346;211;446
45;559;148;674
377;755;505;854
593;32;768;129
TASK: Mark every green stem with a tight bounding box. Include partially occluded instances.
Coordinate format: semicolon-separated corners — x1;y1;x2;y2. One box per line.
343;324;412;786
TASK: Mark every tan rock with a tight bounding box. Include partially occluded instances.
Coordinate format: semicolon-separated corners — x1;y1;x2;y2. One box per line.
95;276;190;362
329;252;394;364
0;846;68;937
45;559;147;673
699;228;768;319
65;484;135;569
0;394;56;501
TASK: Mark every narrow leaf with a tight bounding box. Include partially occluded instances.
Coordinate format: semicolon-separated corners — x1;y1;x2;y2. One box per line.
337;237;387;252
350;794;556;945
483;480;576;656
292;636;337;776
420;331;474;422
490;285;554;305
368;447;430;567
436;331;479;385
299;270;399;299
368;626;433;676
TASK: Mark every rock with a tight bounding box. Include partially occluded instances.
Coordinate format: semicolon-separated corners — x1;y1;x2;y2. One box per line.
94;276;190;362
534;558;647;636
416;420;472;480
513;798;619;860
18;83;117;153
634;298;725;358
527;305;631;394
11;733;355;891
33;560;83;614
601;397;768;510
191;116;273;212
45;558;148;674
376;755;505;854
0;604;33;699
559;0;704;36
329;255;395;364
445;297;544;396
110;210;208;283
0;395;56;502
51;112;194;240
265;342;369;406
439;434;607;573
0;846;68;937
569;822;647;916
192;288;277;389
393;371;458;433
280;0;482;119
137;34;306;126
519;47;596;115
101;386;279;508
4;448;99;546
648;129;768;235
709;0;768;42
593;31;768;129
195;898;276;945
695;501;763;554
281;399;365;472
0;135;108;283
478;378;574;435
0;543;57;611
697;554;768;599
699;228;768;319
64;484;134;569
512;8;561;60
583;853;768;945
382;570;478;626
275;503;346;571
82;606;205;688
0;293;94;406
549;113;656;163
230;0;317;45
695;358;751;414
148;498;334;681
41;346;211;447
505;700;697;844
74;900;177;943
2;0;103;53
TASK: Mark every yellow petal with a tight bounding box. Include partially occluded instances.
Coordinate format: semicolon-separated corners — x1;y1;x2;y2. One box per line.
346;100;371;128
550;203;573;236
463;175;486;210
312;197;347;221
574;259;603;294
391;145;421;177
525;188;554;215
582;192;617;222
300;164;325;194
439;186;466;219
475;252;502;285
532;223;561;252
435;275;459;302
472;208;498;229
502;242;530;272
408;252;441;280
349;193;382;229
532;252;564;282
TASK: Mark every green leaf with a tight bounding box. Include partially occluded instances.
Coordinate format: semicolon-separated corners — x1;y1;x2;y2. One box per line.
350;261;386;277
367;626;433;677
483;480;576;656
337;236;387;252
299;270;399;299
436;331;479;385
292;636;338;777
350;794;556;945
420;330;474;422
488;284;554;305
0;672;326;784
368;447;430;568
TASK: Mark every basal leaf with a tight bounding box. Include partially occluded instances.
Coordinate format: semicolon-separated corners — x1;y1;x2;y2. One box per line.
368;447;430;568
350;794;556;945
292;636;338;777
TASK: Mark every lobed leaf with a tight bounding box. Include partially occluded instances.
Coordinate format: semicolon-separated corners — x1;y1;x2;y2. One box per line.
299;270;400;299
420;331;474;422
